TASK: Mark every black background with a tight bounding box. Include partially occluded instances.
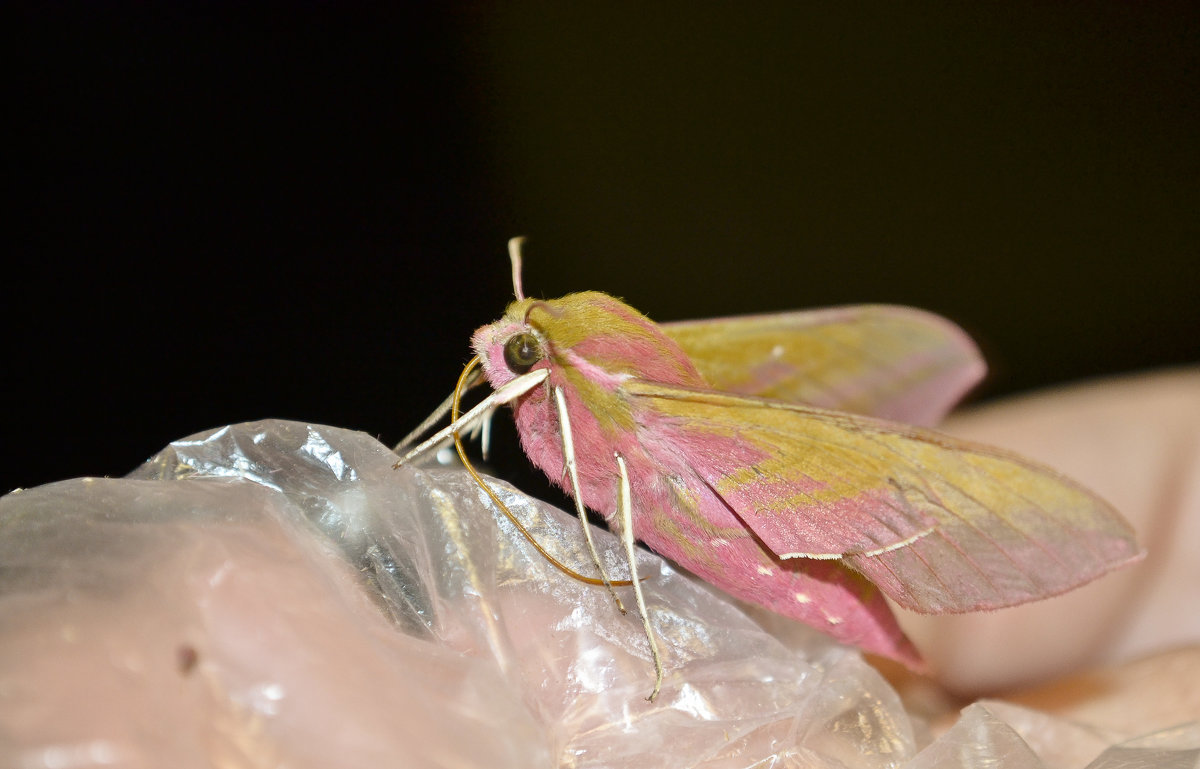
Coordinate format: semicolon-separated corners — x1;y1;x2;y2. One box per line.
7;4;1198;494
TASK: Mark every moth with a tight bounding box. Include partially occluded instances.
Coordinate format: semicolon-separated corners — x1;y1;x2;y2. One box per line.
397;239;1141;700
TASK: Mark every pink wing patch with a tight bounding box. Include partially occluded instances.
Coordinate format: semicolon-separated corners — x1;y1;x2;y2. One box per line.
662;419;938;559
628;381;1143;614
616;451;923;667
842;489;1144;613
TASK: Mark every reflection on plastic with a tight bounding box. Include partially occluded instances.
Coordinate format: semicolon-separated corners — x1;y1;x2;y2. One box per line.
0;420;1194;768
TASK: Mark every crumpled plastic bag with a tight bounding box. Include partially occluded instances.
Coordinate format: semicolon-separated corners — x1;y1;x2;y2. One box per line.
1;418;1196;768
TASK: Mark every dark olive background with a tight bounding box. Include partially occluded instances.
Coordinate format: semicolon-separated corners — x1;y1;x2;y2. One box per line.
7;4;1198;494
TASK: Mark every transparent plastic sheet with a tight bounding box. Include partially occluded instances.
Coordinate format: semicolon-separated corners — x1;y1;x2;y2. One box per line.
0;419;1196;768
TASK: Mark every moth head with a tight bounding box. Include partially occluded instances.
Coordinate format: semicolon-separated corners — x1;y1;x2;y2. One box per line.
471;239;703;391
470;299;555;389
473;292;705;395
468;237;551;387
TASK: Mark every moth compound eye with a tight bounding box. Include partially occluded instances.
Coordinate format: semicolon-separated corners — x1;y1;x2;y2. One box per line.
503;332;542;374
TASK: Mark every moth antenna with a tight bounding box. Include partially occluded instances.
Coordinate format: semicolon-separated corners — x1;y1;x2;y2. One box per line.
523;300;560;326
508;236;527;301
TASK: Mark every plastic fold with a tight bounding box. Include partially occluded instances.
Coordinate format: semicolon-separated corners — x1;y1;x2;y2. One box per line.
0;420;1195;768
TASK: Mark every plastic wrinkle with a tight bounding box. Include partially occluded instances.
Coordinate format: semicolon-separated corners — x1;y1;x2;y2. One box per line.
0;419;1195;768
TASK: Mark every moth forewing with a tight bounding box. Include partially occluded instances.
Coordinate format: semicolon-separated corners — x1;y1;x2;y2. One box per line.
662;304;986;425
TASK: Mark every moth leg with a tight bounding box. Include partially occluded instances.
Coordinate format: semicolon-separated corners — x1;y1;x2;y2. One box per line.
615;452;664;701
553;386;626;614
478;407;494;461
459;405;496;460
393;366;486;453
393;368;548;468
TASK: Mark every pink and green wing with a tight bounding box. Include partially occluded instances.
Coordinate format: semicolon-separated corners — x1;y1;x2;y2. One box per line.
618;449;923;667
662;305;984;426
627;381;1143;614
